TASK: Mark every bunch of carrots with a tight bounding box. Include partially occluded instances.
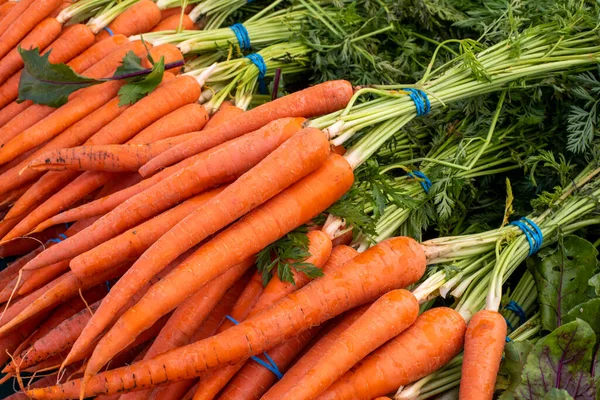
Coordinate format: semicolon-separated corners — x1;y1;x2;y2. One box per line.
0;0;597;399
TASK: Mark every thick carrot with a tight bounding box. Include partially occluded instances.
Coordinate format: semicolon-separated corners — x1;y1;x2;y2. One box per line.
282;289;420;400
0;2;14;21
159;5;193;20
204;101;243;130
459;310;507;400
94;0;161;41
0;17;62;83
29;104;209;172
147;273;250;400
263;304;368;399
25;117;305;273
0;0;62;60
317;307;466;400
29;234;425;399
141;43;185;74
151;13;196;31
0;23;96;109
66;34;128;75
139;80;354;176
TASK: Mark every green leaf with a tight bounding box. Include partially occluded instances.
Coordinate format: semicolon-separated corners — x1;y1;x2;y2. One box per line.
529;235;599;331
513;319;597;399
590;273;600;296
543;389;575;400
17;47;100;107
117;56;165;106
498;341;534;398
113;51;147;77
565;298;600;335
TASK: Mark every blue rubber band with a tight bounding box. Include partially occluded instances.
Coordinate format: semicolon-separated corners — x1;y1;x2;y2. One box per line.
246;53;267;94
505;300;527;325
105;281;111;292
504;316;514;332
229;23;250;50
48;233;68;244
103;27;114;37
509;217;543;256
505;336;512;343
407;170;432;193
404;88;431;117
225;315;283;379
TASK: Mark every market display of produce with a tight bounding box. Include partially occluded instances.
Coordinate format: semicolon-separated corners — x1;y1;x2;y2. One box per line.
0;0;597;398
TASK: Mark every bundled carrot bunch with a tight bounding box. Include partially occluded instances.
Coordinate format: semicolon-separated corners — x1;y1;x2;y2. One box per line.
0;0;598;398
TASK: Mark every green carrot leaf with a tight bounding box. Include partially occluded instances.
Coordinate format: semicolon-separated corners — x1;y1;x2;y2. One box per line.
113;51;147;77
117;56;165;106
17;47;100;107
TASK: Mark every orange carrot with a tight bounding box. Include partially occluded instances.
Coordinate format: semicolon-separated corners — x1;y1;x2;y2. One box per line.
0;104;55;155
0;23;96;109
281;289;420;400
0;0;35;37
151;13;196;32
29;234;425;398
139;80;354;176
147;272;250;400
317;307;466;400
0;0;62;60
28;105;209;172
25;117;304;273
204;101;243;130
0;2;15;21
459;310;507;400
141;43;185;74
0;314;46;367
0;223;67;258
159;5;193;21
0;101;30;128
94;0;161;41
66;34;128;75
0;17;62;83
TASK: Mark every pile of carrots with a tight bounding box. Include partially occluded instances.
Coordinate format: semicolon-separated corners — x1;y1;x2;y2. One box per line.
0;0;525;399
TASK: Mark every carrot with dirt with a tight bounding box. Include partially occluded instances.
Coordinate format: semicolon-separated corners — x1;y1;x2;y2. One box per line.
28;233;425;398
192;230;332;400
0;17;62;83
22;117;305;271
139;80;354;176
94;0;162;41
0;23;97;109
281;289;420;400
316;307;466;400
0;0;62;60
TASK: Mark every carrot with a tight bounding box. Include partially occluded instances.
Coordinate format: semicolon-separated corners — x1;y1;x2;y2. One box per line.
0;0;63;60
317;307;466;400
159;5;193;21
0;224;68;258
459;310;507;400
204;101;243;130
118;262;254;400
29;105;209;172
281;289;420;400
139;80;354;176
0;105;55;155
0;23;96;109
69;188;225;276
141;43;185;74
29;234;425;399
263;304;368;400
66;34;128;75
151;13;196;32
0;2;15;21
94;0;161;41
25;117;305;273
0;314;46;367
0;17;62;83
147;273;250;400
0;0;37;42
0;101;30;128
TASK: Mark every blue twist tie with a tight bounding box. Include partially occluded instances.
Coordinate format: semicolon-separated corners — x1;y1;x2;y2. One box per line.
404;88;431;117
229;23;251;50
105;281;111;292
246;53;267;94
505;336;512;343
226;315;283;379
48;233;68;244
505;300;527;325
504;316;514;332
103;27;114;37
407;170;432;193
509;217;543;256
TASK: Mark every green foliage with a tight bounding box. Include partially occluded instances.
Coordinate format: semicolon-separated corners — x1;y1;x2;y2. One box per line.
565;71;600;154
117;56;165;106
255;227;322;286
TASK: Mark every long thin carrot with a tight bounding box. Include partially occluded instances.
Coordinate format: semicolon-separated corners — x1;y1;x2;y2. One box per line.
29;234;425;399
0;223;67;258
0;314;46;367
24;117;305;272
458;310;507;400
151;13;196;31
64;126;328;375
147;272;251;400
94;0;161;41
0;0;63;60
66;34;128;75
316;307;466;400
139;80;354;176
0;23;96;109
282;289;420;400
29;104;209;172
0;102;30;128
0;17;62;83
